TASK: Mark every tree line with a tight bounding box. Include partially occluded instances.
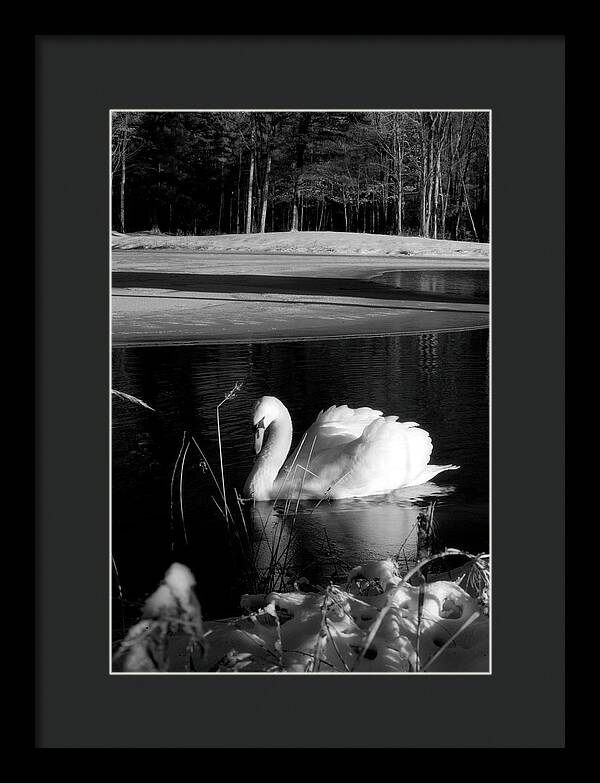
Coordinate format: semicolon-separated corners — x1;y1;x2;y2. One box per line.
111;111;489;242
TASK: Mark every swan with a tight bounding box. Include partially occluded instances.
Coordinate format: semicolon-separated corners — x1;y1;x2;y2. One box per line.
243;396;458;501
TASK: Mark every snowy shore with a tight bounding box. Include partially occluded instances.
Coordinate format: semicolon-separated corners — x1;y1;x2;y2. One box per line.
111;231;489;345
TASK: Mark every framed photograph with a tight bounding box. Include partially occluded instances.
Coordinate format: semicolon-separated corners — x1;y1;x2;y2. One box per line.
36;35;564;747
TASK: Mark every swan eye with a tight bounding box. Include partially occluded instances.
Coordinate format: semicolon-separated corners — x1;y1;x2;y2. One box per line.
253;417;266;456
253;417;266;432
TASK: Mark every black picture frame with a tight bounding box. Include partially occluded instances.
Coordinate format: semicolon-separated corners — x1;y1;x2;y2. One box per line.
35;34;565;748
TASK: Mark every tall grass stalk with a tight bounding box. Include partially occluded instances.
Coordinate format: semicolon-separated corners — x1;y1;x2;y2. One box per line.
308;470;353;514
190;436;229;523
179;440;191;546
169;431;187;551
293;436;318;515
215;382;244;529
112;554;125;638
111;389;156;411
415;572;426;671
264;432;307;525
401;548;484;587
215;404;231;526
272;439;319;589
305;588;332;672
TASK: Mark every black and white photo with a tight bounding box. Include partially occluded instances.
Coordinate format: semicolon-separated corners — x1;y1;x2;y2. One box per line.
110;110;491;674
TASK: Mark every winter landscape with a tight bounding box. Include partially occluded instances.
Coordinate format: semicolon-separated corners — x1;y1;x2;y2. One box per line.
111;111;490;674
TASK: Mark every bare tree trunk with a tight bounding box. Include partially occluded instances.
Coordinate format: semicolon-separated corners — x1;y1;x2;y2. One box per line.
396;122;404;236
425;117;436;237
372;190;376;233
317;199;324;230
393;113;403;235
218;161;225;233
120;114;129;233
433;167;440;239
398;143;402;235
454;115;477;239
420;112;442;238
236;147;242;234
245;127;255;234
433;124;444;239
291;114;311;231
259;144;272;233
440;180;447;240
460;169;479;241
356;171;361;232
419;115;429;237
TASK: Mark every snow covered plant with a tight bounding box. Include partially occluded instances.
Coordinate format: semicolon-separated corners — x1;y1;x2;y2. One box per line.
112;563;205;673
113;553;490;674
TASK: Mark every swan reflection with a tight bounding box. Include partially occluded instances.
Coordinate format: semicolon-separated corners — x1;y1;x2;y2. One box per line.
246;482;456;588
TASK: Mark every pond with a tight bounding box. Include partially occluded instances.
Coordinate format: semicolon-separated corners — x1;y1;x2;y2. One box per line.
370;269;489;304
112;328;489;629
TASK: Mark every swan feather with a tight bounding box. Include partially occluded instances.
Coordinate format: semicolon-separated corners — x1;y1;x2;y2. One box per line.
246;398;458;501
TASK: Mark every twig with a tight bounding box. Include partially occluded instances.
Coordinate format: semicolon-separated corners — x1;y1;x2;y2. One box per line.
190;437;229;524
112;555;125;638
306;589;331;672
111;389;155;412
179;440;190;546
415;572;426;671
309;470;353;513
169;432;187;551
264;432;308;526
394;515;421;563
294;436;317;514
401;548;479;587
216;404;230;526
215;382;244;526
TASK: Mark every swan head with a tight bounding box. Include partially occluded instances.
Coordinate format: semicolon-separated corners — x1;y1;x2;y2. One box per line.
251;396;285;455
245;397;294;500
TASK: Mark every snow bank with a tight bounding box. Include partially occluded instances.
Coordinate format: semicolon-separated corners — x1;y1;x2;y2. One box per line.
114;557;489;674
112;230;489;259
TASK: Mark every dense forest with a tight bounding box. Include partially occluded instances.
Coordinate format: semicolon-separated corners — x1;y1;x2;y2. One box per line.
111;111;489;242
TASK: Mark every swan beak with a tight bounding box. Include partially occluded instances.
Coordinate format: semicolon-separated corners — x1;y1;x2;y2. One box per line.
253;418;265;455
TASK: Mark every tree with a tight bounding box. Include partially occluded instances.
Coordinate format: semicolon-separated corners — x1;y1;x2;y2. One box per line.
110;111;489;242
111;112;145;233
289;113;312;231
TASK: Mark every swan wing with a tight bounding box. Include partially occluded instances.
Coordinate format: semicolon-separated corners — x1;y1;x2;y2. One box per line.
316;417;437;498
283;405;383;475
278;405;454;500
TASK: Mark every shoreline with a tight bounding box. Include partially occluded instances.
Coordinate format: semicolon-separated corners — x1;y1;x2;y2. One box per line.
112;291;489;345
112;323;489;349
113;248;487;263
111;229;490;260
111;244;490;345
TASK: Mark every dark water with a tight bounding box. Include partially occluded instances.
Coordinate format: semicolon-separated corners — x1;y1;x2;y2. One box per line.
113;268;488;304
371;269;489;303
112;329;489;627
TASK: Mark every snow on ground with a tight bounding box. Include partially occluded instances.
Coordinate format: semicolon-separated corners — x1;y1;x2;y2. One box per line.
114;558;489;673
111;230;489;259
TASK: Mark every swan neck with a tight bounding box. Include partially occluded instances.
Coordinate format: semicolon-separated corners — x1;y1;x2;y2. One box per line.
245;404;293;499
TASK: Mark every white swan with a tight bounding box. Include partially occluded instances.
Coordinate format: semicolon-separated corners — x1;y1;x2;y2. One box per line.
243;396;459;501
